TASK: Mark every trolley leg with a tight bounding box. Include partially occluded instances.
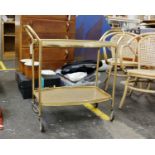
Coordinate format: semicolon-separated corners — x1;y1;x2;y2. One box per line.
110;100;114;121
38;103;46;132
105;66;112;91
32;99;46;132
38;105;46;133
93;103;99;108
39;116;46;133
32;97;39;114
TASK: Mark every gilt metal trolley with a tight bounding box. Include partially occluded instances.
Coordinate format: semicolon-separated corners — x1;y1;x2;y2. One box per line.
24;25;118;132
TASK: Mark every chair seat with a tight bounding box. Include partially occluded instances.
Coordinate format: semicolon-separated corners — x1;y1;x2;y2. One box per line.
107;58;138;66
127;69;155;79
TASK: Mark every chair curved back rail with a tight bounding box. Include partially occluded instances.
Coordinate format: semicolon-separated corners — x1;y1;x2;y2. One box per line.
99;29;122;41
112;32;137;60
101;32;122;61
122;33;155;69
101;31;137;65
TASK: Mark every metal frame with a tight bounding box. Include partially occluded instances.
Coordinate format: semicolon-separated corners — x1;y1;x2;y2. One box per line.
24;25;118;132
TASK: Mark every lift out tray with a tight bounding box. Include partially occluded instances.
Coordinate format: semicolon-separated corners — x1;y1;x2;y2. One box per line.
34;86;112;107
40;39;116;48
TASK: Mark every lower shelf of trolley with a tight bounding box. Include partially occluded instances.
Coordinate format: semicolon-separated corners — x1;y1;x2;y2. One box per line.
33;86;112;107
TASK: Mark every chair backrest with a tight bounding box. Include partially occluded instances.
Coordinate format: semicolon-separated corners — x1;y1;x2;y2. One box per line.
138;34;155;69
101;31;123;61
111;33;137;59
101;31;137;62
99;29;122;41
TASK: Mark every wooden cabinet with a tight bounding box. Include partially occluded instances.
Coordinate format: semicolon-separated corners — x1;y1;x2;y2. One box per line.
15;15;76;70
2;15;15;59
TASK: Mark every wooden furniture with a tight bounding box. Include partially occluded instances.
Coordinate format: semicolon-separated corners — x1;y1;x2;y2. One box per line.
101;31;138;90
15;15;76;71
119;33;155;109
2;15;15;59
20;59;31;73
24;25;118;132
24;61;39;79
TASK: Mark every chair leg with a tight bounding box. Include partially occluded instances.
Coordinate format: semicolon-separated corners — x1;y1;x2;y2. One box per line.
146;82;151;90
119;76;130;109
104;66;112;91
129;77;138;96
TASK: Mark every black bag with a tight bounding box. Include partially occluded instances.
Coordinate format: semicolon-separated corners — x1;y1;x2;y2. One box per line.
61;60;102;75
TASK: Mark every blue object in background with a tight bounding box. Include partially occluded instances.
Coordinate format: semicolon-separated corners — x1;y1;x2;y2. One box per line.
75;15;111;60
41;77;44;88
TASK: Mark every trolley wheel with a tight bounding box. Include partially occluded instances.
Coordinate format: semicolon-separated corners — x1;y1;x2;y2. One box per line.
110;111;115;122
39;118;46;133
32;101;39;114
93;103;99;108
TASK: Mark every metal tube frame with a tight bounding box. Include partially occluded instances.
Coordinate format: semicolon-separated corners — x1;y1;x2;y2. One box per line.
24;25;118;123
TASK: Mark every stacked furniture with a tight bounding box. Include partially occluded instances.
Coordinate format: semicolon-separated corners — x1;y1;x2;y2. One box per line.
15;15;76;71
15;16;75;99
119;33;155;109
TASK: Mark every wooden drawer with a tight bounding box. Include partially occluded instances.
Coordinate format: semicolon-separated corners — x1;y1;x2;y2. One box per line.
21;48;38;60
41;48;74;61
22;15;76;21
30;19;75;34
21;17;32;25
22;32;76;47
22;32;31;47
21;47;74;61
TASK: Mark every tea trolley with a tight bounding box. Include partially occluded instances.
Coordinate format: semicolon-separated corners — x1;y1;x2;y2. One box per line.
24;25;118;132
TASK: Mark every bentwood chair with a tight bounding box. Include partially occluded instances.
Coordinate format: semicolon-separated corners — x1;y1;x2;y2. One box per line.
119;33;155;109
101;31;138;91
